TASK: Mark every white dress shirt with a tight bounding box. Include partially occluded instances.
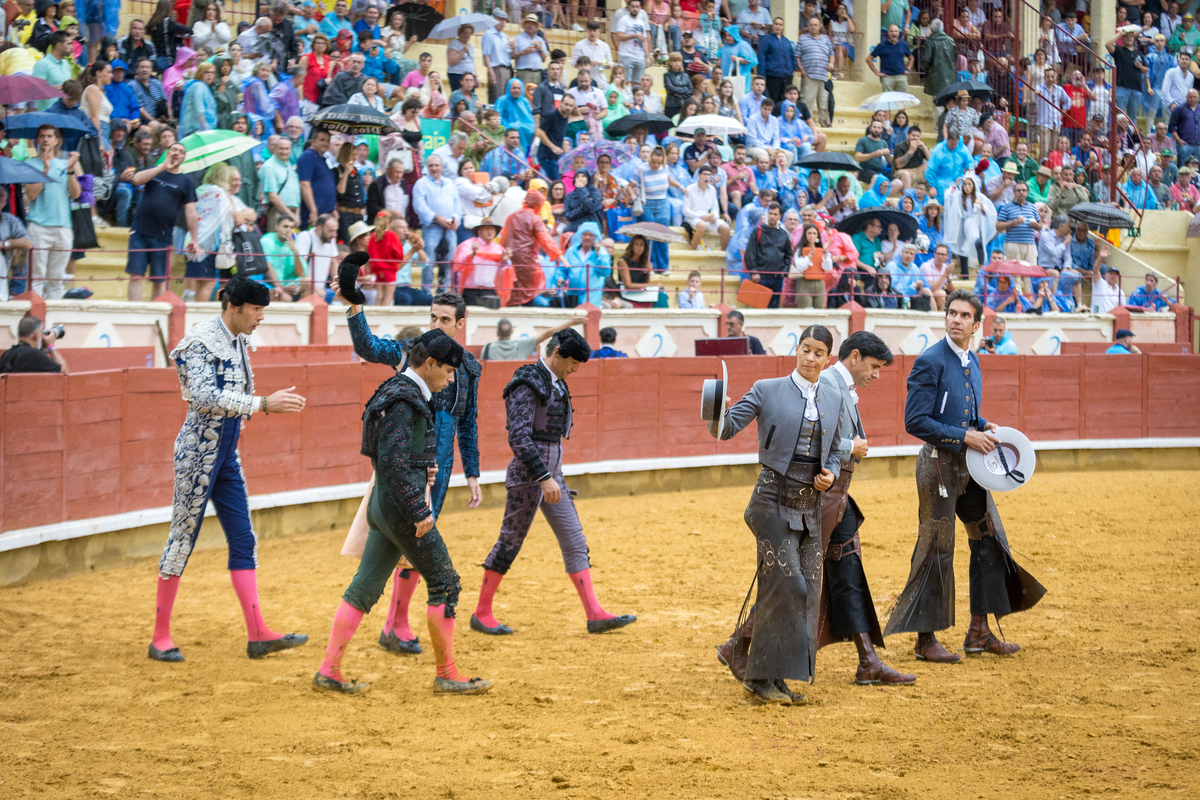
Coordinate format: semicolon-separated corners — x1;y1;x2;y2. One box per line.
831;359;859;404
402;367;433;401
790;370;820;420
946;336;971;367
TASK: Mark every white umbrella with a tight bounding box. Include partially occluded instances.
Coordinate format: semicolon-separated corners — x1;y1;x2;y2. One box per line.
427;12;496;39
860;92;922;112
675;113;747;137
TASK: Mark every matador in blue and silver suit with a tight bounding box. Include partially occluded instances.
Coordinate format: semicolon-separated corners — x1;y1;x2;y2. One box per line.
347;309;481;516
159;315;263;577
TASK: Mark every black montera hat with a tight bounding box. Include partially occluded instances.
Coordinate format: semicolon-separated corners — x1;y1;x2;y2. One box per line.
415;328;464;369
337;251;369;305
553;327;590;363
222;275;271;307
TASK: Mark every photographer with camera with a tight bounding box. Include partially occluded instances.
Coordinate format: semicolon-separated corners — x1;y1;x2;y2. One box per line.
977;315;1018;355
0;317;69;374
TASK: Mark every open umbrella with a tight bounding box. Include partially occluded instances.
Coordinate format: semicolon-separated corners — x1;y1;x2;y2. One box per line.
308;103;401;135
933;80;993;107
860;92;922;112
169;130;260;174
615;222;688;244
605;112;673;137
3;111;95;139
796;151;862;173
0;155;58;184
427;12;497;39
396;1;445;40
675;113;747;137
835;208;919;241
556;140;631;172
0;75;65;106
979;260;1048;278
1068;202;1137;230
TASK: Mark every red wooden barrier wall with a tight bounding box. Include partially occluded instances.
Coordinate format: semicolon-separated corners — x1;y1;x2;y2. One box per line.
4;354;1200;536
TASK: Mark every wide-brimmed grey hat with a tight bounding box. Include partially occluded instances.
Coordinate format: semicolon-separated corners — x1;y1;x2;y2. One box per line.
700;361;729;438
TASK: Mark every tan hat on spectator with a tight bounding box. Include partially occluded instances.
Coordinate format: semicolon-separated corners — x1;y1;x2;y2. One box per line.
347;221;372;242
1037;165;1052;178
1001;162;1019;174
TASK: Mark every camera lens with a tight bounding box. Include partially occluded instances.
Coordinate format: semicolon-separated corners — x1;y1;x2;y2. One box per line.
46;324;66;340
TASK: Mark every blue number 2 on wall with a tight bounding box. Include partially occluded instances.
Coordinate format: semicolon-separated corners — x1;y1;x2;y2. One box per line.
915;332;929;353
98;333;112;347
1048;335;1061;355
649;333;664;357
785;332;798;355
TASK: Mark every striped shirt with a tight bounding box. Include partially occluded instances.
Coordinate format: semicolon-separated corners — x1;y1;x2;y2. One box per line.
996;200;1039;244
636;165;671;199
794;34;834;81
1034;83;1069;129
129;77;165;119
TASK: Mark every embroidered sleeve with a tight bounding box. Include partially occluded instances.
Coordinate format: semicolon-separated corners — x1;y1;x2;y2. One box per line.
376;402;432;522
179;343;254;418
506;384;550;482
457;371;481;478
348;311;410;368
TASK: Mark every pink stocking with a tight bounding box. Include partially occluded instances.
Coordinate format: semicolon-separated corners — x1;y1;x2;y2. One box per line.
570;569;616;622
152;575;181;651
473;569;504;628
426;604;461;681
383;568;421;640
319;602;364;682
230;569;283;642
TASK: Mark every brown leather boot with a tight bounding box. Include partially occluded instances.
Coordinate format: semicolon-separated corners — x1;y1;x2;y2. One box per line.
715;609;754;682
854;633;916;685
914;632;962;663
963;615;1021;656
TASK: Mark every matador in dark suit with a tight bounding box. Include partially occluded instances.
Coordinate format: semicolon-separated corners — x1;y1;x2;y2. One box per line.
885;291;1046;663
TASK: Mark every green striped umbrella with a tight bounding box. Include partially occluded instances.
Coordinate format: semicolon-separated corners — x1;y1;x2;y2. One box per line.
156;130;260;174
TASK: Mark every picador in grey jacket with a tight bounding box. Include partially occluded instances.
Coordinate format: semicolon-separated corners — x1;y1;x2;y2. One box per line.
719;332;917;689
709;324;852;705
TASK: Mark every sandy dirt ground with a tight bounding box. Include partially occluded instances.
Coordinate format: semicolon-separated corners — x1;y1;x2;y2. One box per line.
2;469;1198;799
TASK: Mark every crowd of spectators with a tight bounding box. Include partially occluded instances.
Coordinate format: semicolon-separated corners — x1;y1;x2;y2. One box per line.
0;0;1185;320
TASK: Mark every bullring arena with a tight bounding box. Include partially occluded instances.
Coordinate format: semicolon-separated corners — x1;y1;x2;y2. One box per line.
2;346;1199;799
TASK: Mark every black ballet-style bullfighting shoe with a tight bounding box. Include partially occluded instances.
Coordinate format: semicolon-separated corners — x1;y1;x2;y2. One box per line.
147;644;185;663
586;614;637;634
470;614;514;636
312;672;370;694
247;633;309;659
378;629;422;654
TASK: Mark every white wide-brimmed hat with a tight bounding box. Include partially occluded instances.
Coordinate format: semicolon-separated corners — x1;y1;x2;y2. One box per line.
965;427;1036;492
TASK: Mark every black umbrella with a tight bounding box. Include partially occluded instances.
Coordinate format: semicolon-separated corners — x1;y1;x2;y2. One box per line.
605;112;674;136
1068;202;1137;230
933;80;993;107
836;208;919;241
396;2;445;41
795;151;862;173
307;103;400;135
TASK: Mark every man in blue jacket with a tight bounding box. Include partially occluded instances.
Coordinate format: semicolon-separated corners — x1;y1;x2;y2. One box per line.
104;60;143;134
756;17;795;108
338;275;483;656
884;289;1045;663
